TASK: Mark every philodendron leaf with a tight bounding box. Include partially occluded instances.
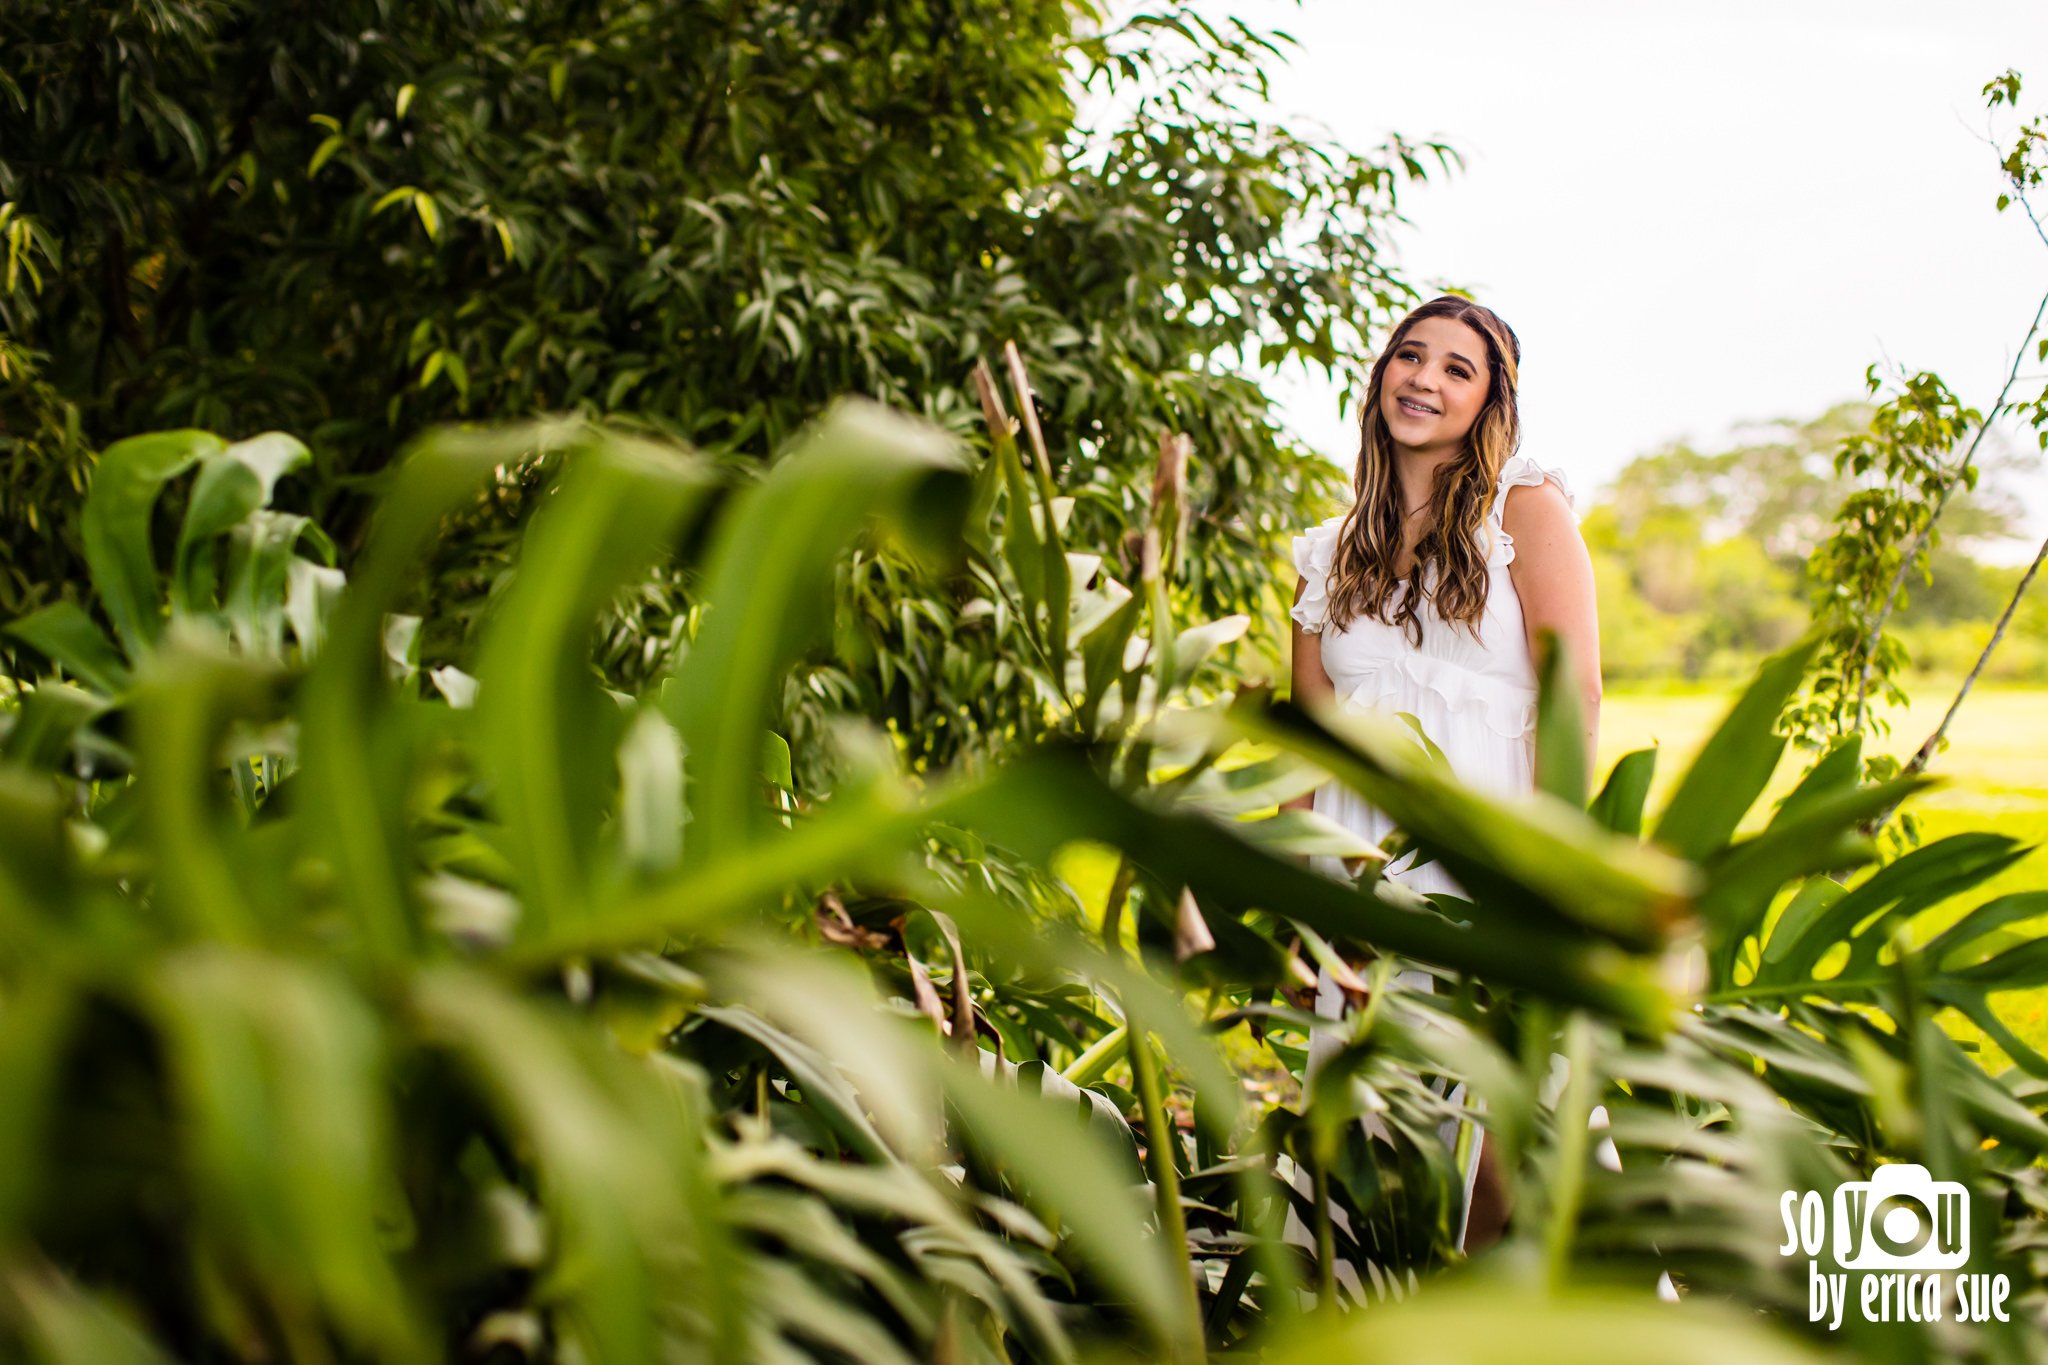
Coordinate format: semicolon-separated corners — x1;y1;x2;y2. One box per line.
940;1056;1199;1361
476;429;711;941
1588;746;1657;837
1652;636;1821;861
666;400;968;866
172;432;311;615
697;1003;894;1163
712;1139;1066;1360
1750;833;2027;990
1224;697;1698;956
1924;889;2048;970
81;430;226;656
151;949;426;1363
745;1260;921;1365
299;420;580;961
722;1187;935;1338
1710;833;2048;1076
3;601;130;695
711;945;946;1168
1696;773;1927;981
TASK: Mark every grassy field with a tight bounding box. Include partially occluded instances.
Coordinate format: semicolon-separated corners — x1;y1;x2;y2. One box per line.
1602;680;2048;1071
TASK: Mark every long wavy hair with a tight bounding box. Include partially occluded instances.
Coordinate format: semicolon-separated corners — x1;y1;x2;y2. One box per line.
1323;295;1522;644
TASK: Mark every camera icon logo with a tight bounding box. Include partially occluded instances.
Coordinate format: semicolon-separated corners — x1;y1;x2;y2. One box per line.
1834;1163;1968;1271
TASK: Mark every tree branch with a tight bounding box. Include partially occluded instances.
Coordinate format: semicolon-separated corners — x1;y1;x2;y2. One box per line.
1909;530;2048;779
1851;286;2048;729
2016;185;2048;253
1861;527;2048;835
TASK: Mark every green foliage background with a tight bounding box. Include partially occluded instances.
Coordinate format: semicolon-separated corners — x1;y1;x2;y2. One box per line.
0;0;1447;740
3;6;2048;1364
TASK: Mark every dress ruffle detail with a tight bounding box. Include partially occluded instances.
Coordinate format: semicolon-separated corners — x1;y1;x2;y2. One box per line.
1333;650;1538;740
1289;514;1345;634
1489;454;1578;568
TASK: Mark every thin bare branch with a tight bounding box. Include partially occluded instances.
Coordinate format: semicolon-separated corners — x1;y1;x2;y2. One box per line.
1862;526;2048;835
1908;530;2048;780
1851;286;2048;728
2017;186;2048;252
1001;340;1050;472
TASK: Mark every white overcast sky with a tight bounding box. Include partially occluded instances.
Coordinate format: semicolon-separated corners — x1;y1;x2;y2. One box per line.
1178;0;2048;551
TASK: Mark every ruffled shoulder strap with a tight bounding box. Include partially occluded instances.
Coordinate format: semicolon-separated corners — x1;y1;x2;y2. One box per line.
1488;454;1578;566
1288;514;1346;634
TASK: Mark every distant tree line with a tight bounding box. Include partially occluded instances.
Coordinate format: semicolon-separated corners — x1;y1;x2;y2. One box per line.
1585;403;2045;682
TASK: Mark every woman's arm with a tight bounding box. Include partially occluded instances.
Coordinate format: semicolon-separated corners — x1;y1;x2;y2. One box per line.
1501;480;1602;778
1282;576;1335;814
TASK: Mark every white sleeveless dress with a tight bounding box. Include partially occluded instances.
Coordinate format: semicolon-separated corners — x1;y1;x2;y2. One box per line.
1285;452;1577;1265
1289;452;1578;865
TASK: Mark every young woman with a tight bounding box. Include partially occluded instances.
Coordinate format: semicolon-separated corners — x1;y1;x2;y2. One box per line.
1284;294;1601;1256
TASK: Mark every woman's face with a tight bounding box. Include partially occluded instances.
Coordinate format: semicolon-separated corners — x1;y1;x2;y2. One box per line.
1378;315;1492;459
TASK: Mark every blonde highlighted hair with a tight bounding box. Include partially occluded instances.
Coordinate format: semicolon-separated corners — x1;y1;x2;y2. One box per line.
1323;295;1522;643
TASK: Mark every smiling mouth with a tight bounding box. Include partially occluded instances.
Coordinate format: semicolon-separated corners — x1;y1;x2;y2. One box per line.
1397;397;1440;417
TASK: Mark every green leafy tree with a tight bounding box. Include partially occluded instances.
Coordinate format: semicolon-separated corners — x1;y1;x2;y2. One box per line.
1586;397;2026;684
0;0;1443;740
1581;409;1904;680
1602;405;1871;565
